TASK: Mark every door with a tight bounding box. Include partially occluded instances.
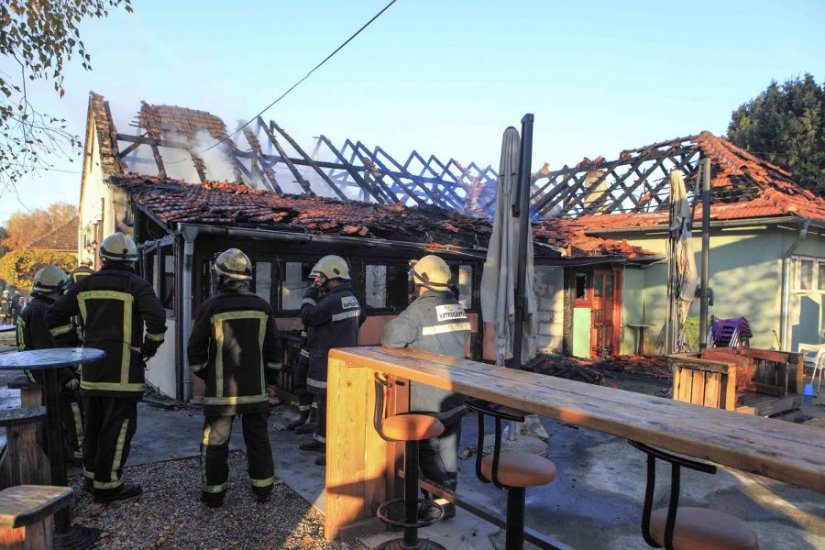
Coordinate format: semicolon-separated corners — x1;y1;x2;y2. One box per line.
572;267;622;358
591;267;621;357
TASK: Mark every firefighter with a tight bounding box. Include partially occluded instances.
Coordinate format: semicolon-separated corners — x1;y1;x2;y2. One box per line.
188;248;283;508
1;289;10;324
288;267;329;433
46;232;167;503
380;254;471;519
9;290;24;325
16;265;84;463
299;255;363;466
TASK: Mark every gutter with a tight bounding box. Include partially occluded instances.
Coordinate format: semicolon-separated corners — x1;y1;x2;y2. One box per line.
175;225;199;402
583;215;825;236
780;219;811;350
175;222;491;261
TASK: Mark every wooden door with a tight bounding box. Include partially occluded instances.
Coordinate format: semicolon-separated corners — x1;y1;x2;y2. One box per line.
591;267;621;357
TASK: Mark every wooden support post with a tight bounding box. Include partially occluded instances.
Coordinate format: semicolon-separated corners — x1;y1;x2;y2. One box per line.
325;355;389;541
0;485;73;550
257;119;314;195
0;408;50;490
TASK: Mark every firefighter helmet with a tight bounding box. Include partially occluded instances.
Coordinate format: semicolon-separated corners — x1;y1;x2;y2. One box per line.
214;248;252;280
411;255;452;289
70;265;94;284
33;265;69;294
310;255;350;280
100;232;139;263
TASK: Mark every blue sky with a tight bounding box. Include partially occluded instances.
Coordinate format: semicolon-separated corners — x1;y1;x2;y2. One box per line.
1;0;823;224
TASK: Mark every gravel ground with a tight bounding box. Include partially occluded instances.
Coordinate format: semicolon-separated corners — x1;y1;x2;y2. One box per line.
70;451;367;550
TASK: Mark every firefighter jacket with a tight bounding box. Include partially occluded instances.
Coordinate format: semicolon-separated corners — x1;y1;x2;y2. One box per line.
187;287;283;417
380;289;471;423
17;293;78;385
301;281;363;394
46;263;167;398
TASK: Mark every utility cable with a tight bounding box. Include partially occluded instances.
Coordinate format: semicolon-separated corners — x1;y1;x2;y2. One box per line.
165;0;399;164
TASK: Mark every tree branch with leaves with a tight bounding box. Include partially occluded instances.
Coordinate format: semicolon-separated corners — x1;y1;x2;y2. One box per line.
0;0;133;193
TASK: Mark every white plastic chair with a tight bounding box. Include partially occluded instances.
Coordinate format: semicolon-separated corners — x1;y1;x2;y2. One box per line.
798;343;825;392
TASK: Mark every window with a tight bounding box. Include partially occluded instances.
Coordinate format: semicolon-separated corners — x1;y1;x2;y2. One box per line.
575;272;589;301
366;265;387;308
366;263;409;310
254;262;272;303
161;251;175;310
280;260;313;311
795;257;825;292
457;265;473;309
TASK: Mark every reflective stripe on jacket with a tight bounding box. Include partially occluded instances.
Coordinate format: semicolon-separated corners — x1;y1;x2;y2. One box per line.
380;290;471;422
301;282;362;393
18;294;78;385
46;263;167;397
187;288;283;416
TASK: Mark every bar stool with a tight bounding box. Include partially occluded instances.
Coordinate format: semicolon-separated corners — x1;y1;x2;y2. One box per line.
373;374;446;550
466;400;557;550
628;440;759;550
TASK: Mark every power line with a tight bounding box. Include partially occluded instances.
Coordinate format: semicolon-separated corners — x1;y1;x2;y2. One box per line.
166;0;399;165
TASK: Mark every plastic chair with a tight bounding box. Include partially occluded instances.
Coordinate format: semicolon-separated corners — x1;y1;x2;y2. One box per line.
628;440;758;550
467;400;557;550
373;374;446;550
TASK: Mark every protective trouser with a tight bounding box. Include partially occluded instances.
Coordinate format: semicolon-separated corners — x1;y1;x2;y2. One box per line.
61;387;84;461
310;389;327;445
201;413;275;503
419;418;461;492
83;396;138;498
292;349;313;413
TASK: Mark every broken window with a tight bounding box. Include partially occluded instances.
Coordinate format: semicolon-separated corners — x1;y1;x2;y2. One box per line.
281;261;312;311
254;262;272;304
366;265;387;309
457;265;473;309
366;263;408;310
575;272;589;301
160;249;175;312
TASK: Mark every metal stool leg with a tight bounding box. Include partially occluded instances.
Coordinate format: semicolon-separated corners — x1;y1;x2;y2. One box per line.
505;487;526;550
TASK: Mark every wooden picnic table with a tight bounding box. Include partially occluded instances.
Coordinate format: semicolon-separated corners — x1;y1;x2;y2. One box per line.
0;347;104;542
324;346;825;541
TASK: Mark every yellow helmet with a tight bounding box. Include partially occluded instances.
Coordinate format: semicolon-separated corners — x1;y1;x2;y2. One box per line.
100;232;138;263
33;265;69;294
411;255;451;289
311;255;350;280
214;248;252;280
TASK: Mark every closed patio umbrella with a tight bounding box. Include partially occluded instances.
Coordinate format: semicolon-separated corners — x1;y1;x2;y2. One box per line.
670;170;697;350
480;127;538;366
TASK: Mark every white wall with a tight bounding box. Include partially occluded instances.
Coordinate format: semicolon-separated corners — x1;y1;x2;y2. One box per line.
534;266;564;354
145;318;177;398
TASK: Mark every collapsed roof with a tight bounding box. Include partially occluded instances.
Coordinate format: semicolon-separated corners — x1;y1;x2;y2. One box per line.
89;93;657;262
109;175;654;260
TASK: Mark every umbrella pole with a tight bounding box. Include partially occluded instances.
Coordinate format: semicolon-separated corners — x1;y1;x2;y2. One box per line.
511;113;534;372
508;113;534;441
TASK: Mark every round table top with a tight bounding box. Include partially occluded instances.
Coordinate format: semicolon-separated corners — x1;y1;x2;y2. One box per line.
0;348;106;370
0;324;15;333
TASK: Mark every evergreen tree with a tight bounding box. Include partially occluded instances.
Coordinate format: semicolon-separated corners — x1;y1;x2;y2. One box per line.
727;74;825;194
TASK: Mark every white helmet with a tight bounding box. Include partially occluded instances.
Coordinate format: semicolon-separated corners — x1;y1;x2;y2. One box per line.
310;255;350;280
410;255;452;290
100;232;138;263
214;248;253;280
33;265;69;294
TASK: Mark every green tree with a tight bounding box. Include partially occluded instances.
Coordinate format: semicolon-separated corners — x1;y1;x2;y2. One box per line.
0;248;76;292
0;0;132;190
727;74;825;193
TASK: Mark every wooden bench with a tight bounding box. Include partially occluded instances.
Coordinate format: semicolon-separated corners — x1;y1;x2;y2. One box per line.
0;408;50;489
6;379;41;409
0;485;73;549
